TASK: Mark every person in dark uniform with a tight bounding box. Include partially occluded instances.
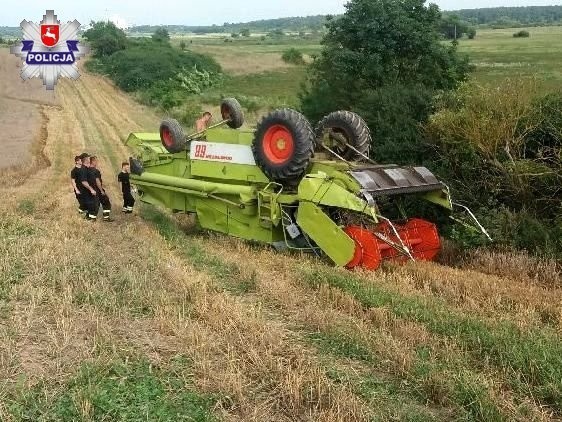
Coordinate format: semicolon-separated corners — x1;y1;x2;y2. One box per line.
90;156;113;222
70;155;86;215
118;161;135;213
77;154;98;221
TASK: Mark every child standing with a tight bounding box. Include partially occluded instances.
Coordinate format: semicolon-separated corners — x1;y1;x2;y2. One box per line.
118;161;135;213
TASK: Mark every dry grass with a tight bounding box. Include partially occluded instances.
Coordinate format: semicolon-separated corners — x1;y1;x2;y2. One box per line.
1;62;561;421
190;45;293;75
0;73;371;421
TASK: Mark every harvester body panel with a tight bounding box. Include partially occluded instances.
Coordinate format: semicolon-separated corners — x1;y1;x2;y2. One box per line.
127;123;458;270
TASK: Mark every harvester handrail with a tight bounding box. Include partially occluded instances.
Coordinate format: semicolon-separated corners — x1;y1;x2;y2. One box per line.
185;119;231;142
451;202;493;241
317;142;350;163
374;214;416;261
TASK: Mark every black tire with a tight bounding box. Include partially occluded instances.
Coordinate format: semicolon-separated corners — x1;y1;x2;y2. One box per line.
315;111;371;161
129;157;144;175
252;108;314;184
160;119;186;154
221;97;244;129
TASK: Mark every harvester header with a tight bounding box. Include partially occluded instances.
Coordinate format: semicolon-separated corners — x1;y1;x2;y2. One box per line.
127;98;488;270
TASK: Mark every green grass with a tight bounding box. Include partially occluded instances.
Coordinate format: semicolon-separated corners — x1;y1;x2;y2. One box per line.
140;205;511;420
305;268;562;413
458;26;562;89
5;357;217;421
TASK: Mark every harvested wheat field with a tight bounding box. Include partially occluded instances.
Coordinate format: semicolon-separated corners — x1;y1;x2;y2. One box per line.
0;56;561;421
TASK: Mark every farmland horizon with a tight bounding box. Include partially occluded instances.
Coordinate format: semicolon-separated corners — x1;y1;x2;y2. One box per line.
1;2;562;27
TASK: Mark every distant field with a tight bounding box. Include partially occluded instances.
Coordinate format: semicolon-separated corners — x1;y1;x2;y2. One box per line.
458;26;562;89
174;25;562;112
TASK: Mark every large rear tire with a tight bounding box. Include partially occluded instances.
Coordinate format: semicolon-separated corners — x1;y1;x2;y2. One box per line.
252;108;314;185
221;98;244;129
160;119;186;154
315;111;371;161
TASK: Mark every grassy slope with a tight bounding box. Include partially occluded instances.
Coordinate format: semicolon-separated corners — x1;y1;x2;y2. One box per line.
0;27;561;421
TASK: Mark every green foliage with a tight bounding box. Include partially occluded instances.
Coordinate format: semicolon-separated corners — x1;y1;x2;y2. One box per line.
179;40;187;50
231;32;240;38
171;102;204;127
306;267;562;411
440;14;475;39
6;358;217;421
85;21;221;111
450;5;562;26
300;0;470;165
152;27;170;43
467;27;476;39
0;36;4;44
83;21;127;58
426;80;562;255
281;48;305;65
176;65;221;94
240;28;251;37
268;28;285;38
129;15;327;35
513;30;530;38
106;45;219;92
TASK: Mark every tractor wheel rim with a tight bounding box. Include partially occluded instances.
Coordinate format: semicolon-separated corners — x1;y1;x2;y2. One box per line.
263;124;295;164
162;128;173;147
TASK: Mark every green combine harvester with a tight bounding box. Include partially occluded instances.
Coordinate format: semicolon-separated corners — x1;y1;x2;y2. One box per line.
127;98;489;270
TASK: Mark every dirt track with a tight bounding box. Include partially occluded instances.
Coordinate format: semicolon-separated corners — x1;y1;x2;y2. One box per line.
0;63;560;421
0;48;61;170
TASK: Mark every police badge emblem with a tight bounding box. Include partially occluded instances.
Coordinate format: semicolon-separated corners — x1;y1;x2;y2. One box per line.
10;10;90;90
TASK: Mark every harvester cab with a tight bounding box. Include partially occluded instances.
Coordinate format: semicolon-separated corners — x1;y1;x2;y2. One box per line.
126;98;489;271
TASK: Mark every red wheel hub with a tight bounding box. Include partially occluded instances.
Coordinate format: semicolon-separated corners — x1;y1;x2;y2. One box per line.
161;127;173;147
262;125;295;164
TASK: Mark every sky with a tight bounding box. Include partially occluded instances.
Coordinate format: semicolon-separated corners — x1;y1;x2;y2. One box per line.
0;0;560;27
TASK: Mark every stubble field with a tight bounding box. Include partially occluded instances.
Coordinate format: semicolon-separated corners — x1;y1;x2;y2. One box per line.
0;26;561;422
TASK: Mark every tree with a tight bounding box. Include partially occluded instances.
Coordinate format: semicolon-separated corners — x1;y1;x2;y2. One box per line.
282;48;305;65
231;32;240;38
240;28;251;37
83;21;127;58
179;40;187;50
300;0;471;164
467;27;477;39
152;27;170;43
439;14;470;39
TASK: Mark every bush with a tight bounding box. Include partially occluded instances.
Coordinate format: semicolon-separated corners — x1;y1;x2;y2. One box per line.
152;28;170;43
105;44;221;92
467;28;476;39
513;30;530;38
281;48;305;65
425;80;562;255
171;102;203;127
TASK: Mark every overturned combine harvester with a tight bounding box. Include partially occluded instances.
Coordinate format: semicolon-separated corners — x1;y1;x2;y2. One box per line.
127;98;488;270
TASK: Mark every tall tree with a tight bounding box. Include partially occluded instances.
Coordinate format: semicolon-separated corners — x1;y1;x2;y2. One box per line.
83;21;127;58
300;0;471;163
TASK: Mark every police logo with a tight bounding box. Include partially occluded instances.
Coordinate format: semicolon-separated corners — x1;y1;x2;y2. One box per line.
10;10;90;90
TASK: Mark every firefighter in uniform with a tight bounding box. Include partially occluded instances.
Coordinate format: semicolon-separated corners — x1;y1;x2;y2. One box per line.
90;156;113;222
70;155;86;215
77;154;98;220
